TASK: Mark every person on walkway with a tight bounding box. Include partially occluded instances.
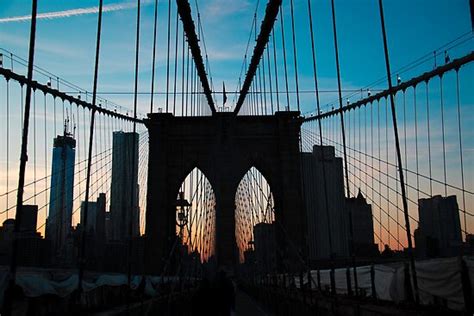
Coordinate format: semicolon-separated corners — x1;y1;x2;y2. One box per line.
215;270;235;316
192;277;215;315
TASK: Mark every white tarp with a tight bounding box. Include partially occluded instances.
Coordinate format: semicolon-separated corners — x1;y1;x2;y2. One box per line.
0;268;187;309
0;255;472;311
306;256;473;311
464;256;474;292
415;257;464;310
373;264;401;301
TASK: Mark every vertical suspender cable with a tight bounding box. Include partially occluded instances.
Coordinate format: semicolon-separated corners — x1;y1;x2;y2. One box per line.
455;71;467;240
43;94;48;224
185;45;190;116
261;53;268;115
425;83;432;196
307;0;335;292
165;0;171;112
279;7;290;110
9;0;38;296
258;64;264;114
289;0;300;111
330;0;358;294
6;80;9;220
439;76;447;196
173;11;179;115
272;29;280;111
378;0;419;303
403;91;408;193
266;46;274;114
377;101;382;248
33;93;36;205
78;0;103;294
129;0;141;291
414;87;419;201
181;31;185;115
385;99;390;246
150;0;159;113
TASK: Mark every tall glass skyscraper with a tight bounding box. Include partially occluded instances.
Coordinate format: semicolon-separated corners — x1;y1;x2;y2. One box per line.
110;131;139;241
46;127;76;259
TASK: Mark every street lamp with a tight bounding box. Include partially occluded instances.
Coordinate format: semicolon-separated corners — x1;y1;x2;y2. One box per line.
176;191;191;234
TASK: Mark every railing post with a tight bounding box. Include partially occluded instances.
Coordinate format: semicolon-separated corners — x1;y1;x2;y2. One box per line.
370;264;376;299
317;269;322;292
330;268;336;295
460;257;473;314
300;271;306;304
403;262;414;302
346;267;353;296
307;269;313;305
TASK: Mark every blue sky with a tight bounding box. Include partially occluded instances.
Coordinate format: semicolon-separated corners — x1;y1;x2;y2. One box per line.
0;0;472;115
0;0;472;241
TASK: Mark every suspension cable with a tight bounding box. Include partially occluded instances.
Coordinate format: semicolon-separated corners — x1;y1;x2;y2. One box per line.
150;0;159;113
165;0;171;112
330;0;358;294
378;0;419;303
173;9;179;115
279;6;290;110
77;0;103;294
128;0;141;293
306;0;335;292
289;0;300;111
9;0;38;293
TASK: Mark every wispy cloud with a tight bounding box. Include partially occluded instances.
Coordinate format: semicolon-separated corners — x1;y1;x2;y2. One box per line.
204;0;251;18
0;2;139;23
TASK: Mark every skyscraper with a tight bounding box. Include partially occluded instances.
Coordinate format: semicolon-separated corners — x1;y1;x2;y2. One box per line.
302;145;350;262
109;132;139;241
80;193;106;239
415;195;462;258
80;193;106;269
345;190;378;257
46;122;75;259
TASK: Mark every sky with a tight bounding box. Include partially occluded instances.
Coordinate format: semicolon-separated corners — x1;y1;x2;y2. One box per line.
0;0;472;114
0;0;472;248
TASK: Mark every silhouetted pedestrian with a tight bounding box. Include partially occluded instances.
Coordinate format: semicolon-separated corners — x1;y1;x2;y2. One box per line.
215;270;235;316
192;277;215;315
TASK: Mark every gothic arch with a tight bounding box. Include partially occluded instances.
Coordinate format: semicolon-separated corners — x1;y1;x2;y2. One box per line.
144;112;306;273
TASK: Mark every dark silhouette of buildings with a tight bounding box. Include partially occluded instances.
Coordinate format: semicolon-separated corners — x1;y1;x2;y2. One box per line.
46;122;76;262
345;190;378;257
0;205;50;266
79;193;107;270
302;145;350;262
80;193;106;239
105;211;112;241
415;195;462;258
253;222;276;274
109;131;139;241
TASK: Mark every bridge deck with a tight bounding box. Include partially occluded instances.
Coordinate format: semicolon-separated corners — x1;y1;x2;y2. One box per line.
235;289;270;316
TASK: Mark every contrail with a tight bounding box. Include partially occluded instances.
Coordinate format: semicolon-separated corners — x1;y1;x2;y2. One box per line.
0;2;138;23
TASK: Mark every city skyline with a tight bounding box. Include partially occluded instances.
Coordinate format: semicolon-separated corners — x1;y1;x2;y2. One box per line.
0;1;472;312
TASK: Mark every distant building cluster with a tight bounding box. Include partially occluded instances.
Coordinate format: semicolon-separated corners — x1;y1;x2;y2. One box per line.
0;128;471;271
242;145;471;272
0;126;141;271
415;195;463;258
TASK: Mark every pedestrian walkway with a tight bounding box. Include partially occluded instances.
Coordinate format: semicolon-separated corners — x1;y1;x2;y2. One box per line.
234;290;270;316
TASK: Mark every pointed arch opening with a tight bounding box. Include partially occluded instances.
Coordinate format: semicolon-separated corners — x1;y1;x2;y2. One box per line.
234;167;275;270
175;167;216;263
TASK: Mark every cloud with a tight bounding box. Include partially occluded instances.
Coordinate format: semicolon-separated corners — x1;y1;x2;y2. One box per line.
0;2;142;24
204;0;251;19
